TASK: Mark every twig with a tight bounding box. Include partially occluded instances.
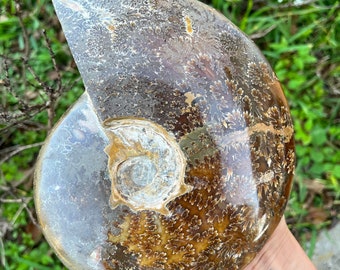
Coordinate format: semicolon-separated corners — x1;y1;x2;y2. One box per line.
3;188;39;227
0;58;20;111
0;197;32;204
0;105;49;134
24;59;53;94
42;30;62;92
0;142;44;164
2;57;12;97
0;4;81;136
0;57;49;133
0;185;10;192
0;236;6;268
11;200;28;226
14;0;30;89
42;29;63;131
10;167;35;189
14;1;30;59
10;197;37;227
250;25;277;39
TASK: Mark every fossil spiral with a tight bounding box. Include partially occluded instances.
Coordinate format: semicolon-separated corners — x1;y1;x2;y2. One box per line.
34;0;295;269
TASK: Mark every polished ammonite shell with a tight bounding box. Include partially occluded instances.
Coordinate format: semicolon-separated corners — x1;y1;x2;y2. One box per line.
34;0;295;269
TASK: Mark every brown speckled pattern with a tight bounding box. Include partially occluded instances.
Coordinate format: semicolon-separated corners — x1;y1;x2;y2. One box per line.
49;0;296;269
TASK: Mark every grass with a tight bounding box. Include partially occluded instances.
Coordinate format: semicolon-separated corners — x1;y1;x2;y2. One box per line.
0;0;339;269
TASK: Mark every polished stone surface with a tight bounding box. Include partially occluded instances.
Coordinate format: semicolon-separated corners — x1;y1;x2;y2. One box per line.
35;1;296;269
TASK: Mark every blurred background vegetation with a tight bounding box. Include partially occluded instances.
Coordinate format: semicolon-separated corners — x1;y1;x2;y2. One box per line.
0;0;339;269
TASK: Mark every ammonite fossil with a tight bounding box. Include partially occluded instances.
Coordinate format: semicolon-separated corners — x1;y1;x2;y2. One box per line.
34;0;295;269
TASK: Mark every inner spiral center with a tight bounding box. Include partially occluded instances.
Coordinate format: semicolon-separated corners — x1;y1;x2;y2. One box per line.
117;156;157;188
104;117;192;215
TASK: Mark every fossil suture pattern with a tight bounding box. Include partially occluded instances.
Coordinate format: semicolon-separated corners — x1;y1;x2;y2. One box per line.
34;1;295;269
